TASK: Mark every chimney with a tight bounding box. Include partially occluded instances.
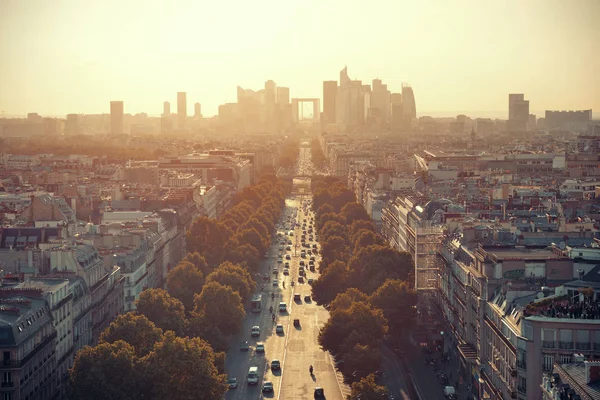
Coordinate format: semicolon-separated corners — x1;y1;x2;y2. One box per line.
584;361;600;384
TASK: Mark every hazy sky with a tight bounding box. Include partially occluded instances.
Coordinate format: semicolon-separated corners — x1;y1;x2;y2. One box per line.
1;0;598;118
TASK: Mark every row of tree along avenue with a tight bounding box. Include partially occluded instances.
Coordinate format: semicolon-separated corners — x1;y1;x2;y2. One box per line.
69;175;288;400
278;137;300;168
310;176;418;399
310;137;327;169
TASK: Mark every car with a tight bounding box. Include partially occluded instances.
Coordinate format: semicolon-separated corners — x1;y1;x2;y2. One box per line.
227;377;238;389
283;268;289;275
308;278;314;284
294;293;301;301
304;295;311;302
300;260;305;266
272;279;278;286
251;326;260;337
285;254;291;260
271;359;281;370
276;324;284;334
279;302;287;312
298;276;304;283
240;341;250;351
314;387;325;398
289;232;294;236
286;245;291;251
262;381;274;392
277;259;283;264
293;318;300;327
310;256;316;261
310;264;315;272
256;342;265;352
312;244;317;249
273;268;278;275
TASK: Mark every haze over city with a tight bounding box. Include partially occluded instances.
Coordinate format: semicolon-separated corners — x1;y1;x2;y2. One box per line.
1;0;599;117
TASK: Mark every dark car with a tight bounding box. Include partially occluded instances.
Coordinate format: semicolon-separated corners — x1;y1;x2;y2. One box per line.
314;387;325;398
271;359;281;370
293;318;300;327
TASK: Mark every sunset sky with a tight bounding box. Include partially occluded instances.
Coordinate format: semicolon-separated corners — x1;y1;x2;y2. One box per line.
1;0;598;118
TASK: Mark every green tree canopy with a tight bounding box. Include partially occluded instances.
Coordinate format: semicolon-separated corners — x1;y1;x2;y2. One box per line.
205;261;255;303
341;202;371;225
183;252;211;276
370;279;418;337
99;313;163;357
136;288;187;336
329;288;370;313
350;219;376;236
186;217;232;267
320;235;351;268
166;261;205;312
312;260;350;305
193;281;246;337
320;220;349;243
347;245;413;294
349;372;389;399
224;242;261;272
353;229;386;251
235;228;267;255
143;331;228;400
70;341;143;400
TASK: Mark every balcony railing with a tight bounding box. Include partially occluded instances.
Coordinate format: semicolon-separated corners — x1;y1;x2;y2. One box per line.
517;360;526;369
542;340;556;349
558;341;573;350
593;343;600;351
1;381;14;387
517;385;527;394
576;342;591;351
125;295;136;302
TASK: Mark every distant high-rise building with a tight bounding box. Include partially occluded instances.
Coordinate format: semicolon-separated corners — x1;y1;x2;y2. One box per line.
163;101;170;116
545;109;592;130
177;92;187;128
401;84;416;123
265;80;276;104
390;93;403;132
276;87;290;105
65;114;80;136
370;79;391;125
194;102;202;118
508;93;529;131
110;101;124;135
323;81;337;125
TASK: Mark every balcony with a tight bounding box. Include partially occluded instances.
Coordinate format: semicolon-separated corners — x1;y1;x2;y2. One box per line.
517;385;527;394
509;366;517;377
594;343;600;351
542;340;556;349
558;341;573;350
576;342;591;351
517;360;526;369
1;382;14;388
125;295;136;302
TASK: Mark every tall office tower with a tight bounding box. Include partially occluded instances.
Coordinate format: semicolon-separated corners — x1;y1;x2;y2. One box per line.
276;87;290;105
110;101;124;135
194;102;202;118
265;80;277;104
65;114;80;136
401;84;416;121
177;92;187;128
163;101;170;116
508;93;529;131
335;67;352;126
390;93;403;132
322;81;337;125
371;79;391;124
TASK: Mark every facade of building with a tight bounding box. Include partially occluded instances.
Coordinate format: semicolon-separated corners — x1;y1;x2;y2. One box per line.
508;94;529;131
110;101;124;135
177;92;187;129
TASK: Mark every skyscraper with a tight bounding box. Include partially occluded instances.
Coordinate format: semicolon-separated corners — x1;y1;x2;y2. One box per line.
276;87;290;105
401;85;416;120
194;102;202;118
177;92;187;128
390;93;403;132
163;101;170;116
110;101;124;135
322;81;337;125
508;94;529;131
265;80;276;104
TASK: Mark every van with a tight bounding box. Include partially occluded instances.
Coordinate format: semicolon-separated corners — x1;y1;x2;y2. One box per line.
248;366;259;385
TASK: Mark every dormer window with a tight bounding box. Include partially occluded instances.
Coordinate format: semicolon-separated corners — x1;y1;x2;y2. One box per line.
17;326;22;332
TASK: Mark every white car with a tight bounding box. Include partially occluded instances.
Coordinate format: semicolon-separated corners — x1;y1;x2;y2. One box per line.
272;279;278;287
256;342;265;352
251;326;260;337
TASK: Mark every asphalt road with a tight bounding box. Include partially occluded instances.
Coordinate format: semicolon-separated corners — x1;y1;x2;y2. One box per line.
225;146;348;400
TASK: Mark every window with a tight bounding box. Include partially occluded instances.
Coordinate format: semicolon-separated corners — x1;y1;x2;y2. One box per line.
3;393;12;400
543;353;554;371
560;354;572;364
3;372;11;383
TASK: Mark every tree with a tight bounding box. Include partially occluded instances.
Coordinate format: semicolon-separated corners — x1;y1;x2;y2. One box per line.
205;261;255;303
342;344;383;383
312;260;349;305
166;261;205;312
353;229;386;251
320;220;349;243
319;302;388;357
99;313;163;357
183;252;211;276
315;203;334;217
317;212;345;233
235;228;267;255
349;373;389;399
341;202;371;225
224;242;261;272
329;288;370;313
347;245;413;294
70;341;144;400
136;289;187;335
144;331;228;400
193;282;246;337
330;187;356;212
371;279;418;337
320;235;351;268
186;217;232;267
350;219;376;236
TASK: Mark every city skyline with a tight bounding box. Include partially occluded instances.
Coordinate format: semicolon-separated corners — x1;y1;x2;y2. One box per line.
1;0;598;118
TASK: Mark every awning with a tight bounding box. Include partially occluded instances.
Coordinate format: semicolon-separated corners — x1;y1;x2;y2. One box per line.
458;343;478;361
